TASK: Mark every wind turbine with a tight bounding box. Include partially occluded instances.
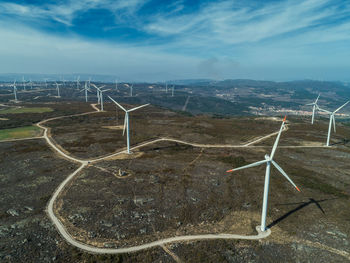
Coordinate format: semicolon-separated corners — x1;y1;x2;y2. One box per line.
80;82;90;102
91;84;107;110
99;89;110;111
306;94;320;124
318;101;349;146
12;81;18;102
76;76;80;90
172;85;174;97
22;76;26;91
108;96;149;154
29;79;33;89
55;82;62;97
115;79;118;91
130;84;133;97
226;116;300;232
165;83;168;93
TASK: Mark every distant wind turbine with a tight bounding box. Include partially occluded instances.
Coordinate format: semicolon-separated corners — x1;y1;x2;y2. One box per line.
318;101;349;146
76;76;80;90
12;81;18;102
306;94;320;124
91;84;108;111
115;79;118;91
80;82;90;102
226;116;300;232
55;82;62;97
108;96;149;154
172;85;174;97
22;76;26;91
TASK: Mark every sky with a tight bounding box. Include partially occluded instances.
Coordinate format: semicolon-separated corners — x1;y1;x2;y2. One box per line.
0;0;350;82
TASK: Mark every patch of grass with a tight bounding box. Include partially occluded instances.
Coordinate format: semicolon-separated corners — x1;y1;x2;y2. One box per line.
0;126;41;141
0;107;53;114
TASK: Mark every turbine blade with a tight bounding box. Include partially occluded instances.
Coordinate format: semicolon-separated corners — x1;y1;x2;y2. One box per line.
226;159;268;173
127;103;150;112
122;114;127;136
334;101;349;113
108;96;127;112
317;107;332;114
271;160;300;192
332;115;336;133
312;105;315;124
270;116;286;159
315;94;320;104
305;103;314;106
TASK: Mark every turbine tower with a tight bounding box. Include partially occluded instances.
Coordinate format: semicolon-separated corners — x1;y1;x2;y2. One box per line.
108;96;149;154
226;116;300;232
318;101;349;146
172;85;174;97
306;94;320;124
115;79;118;91
55;82;62;97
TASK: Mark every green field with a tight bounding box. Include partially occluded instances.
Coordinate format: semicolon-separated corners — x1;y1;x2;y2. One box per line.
0;126;42;141
0;107;53;114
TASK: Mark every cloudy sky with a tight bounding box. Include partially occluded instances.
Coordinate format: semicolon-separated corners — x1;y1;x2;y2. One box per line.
0;0;349;81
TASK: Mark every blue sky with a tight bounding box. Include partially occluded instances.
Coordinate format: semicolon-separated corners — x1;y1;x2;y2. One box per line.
0;0;350;82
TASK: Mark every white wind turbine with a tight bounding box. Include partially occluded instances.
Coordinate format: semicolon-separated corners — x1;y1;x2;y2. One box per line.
171;85;174;97
22;76;26;91
226;116;301;232
55;82;62;97
44;79;48;89
108;96;149;154
91;84;108;110
12;81;18;102
115;79;118;91
318;101;349;146
130;84;133;96
80;82;90;102
165;83;168;93
76;76;80;90
306;94;320;124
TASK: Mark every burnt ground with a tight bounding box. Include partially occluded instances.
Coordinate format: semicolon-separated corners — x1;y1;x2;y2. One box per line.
1;102;350;262
0;140;173;263
45;103;281;159
57;139;350;262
